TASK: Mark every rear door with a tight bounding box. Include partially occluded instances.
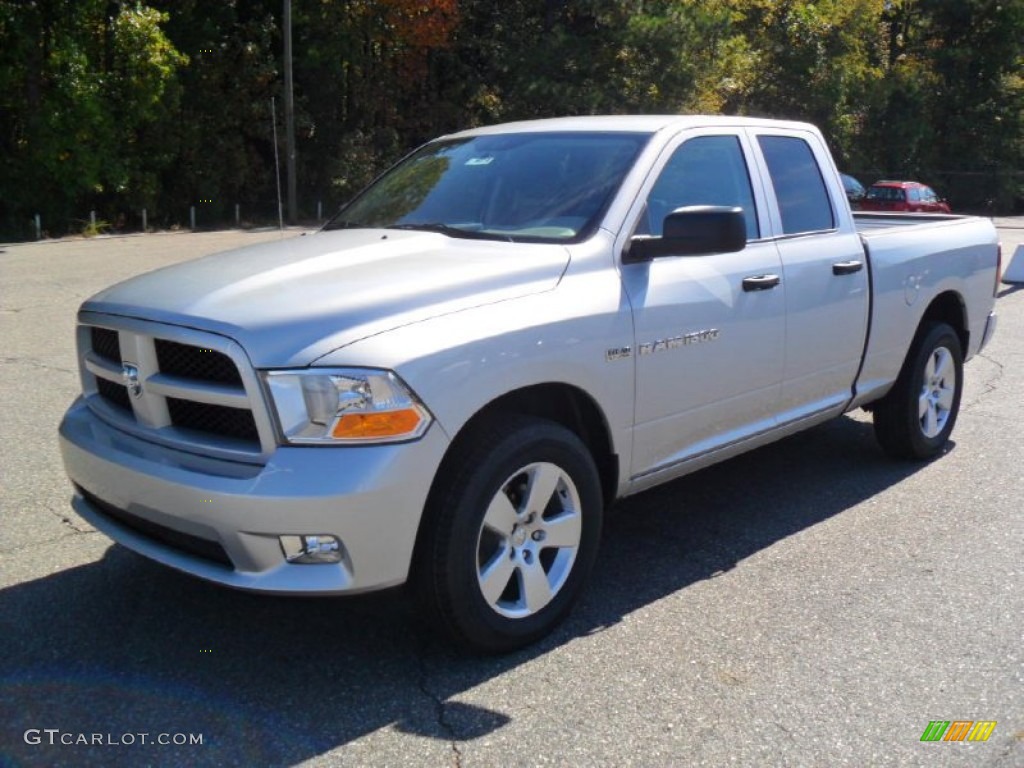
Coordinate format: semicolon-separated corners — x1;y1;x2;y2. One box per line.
620;130;786;478
750;131;869;423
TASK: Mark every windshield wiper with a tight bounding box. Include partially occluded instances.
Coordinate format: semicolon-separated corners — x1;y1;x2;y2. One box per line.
387;223;513;242
322;219;362;231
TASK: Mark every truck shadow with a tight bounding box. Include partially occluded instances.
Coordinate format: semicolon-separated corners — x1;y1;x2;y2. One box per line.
0;414;937;766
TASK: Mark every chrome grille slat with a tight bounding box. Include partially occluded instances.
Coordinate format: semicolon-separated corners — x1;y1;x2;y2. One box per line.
84;352;123;381
145;373;250;408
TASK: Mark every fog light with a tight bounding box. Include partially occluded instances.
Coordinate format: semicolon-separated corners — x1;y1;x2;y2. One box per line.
279;534;343;564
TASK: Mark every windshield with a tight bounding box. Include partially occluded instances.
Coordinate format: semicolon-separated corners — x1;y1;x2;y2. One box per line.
867;186;905;202
325;132;651;242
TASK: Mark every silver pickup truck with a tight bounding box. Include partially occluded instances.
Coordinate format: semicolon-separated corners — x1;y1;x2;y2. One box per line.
59;116;1000;651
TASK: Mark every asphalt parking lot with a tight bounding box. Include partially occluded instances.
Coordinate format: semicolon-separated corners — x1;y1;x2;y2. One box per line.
1;224;1022;767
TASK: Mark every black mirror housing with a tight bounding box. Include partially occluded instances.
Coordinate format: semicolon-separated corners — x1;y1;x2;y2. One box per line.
628;205;747;261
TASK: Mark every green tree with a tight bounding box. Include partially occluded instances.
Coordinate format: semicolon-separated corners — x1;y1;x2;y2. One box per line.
735;0;888;167
291;0;461;210
3;0;1023;239
442;0;748;120
0;1;184;236
150;0;280;225
862;0;1024;208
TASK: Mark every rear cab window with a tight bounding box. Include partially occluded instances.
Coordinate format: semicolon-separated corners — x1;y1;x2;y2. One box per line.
757;135;835;235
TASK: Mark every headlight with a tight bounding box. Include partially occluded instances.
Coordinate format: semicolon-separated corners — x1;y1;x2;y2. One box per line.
263;368;432;444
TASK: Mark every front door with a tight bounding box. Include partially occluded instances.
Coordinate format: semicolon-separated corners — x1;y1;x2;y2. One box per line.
621;131;786;479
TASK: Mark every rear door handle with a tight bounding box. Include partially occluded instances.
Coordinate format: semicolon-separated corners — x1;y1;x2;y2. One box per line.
832;260;863;276
742;274;781;291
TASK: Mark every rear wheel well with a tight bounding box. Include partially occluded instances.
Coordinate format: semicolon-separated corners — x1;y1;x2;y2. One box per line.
918;291;968;352
863;291;967;413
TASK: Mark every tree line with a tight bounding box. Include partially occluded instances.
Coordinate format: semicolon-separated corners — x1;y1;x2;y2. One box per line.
1;0;1022;240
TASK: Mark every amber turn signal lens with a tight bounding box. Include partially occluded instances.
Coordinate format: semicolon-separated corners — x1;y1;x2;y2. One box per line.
330;409;425;440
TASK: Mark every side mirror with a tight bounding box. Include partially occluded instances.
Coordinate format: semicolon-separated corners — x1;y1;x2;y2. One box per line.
627;205;747;261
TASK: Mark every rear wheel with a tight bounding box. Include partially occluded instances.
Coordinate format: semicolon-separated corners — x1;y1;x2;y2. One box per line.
873;322;963;460
414;415;603;653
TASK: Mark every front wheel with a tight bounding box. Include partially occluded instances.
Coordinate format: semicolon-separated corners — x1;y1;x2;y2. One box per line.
873;322;964;460
414;415;603;653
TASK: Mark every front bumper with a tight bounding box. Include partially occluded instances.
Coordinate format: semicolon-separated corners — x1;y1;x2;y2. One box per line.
59;397;449;594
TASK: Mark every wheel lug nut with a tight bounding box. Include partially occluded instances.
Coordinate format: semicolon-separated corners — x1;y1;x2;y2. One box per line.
532;530;546;542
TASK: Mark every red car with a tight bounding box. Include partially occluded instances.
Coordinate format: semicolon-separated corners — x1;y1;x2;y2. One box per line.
860;180;951;213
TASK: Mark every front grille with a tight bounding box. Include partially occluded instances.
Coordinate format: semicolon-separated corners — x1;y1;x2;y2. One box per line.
155;339;242;385
79;487;233;569
91;327;121;363
96;376;131;411
82;322;266;456
167;398;259;443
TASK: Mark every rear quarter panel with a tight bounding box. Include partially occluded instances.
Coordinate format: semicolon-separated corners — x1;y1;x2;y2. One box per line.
852;214;998;406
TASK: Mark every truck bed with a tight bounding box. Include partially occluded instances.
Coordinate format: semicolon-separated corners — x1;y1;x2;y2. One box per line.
849;210;999;408
853;211;973;232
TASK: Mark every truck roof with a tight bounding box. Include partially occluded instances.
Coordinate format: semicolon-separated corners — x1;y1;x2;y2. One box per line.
446;114;820;138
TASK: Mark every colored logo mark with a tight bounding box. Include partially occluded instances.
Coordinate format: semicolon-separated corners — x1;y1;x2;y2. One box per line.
920;720;997;742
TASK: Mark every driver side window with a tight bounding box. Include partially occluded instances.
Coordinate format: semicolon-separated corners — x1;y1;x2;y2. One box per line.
642;135;759;240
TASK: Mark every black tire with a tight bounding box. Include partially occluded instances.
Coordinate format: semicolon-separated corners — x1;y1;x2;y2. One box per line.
413;414;603;653
873;322;964;460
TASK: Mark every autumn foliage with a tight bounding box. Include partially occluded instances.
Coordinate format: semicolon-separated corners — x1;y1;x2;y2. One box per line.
0;0;1021;238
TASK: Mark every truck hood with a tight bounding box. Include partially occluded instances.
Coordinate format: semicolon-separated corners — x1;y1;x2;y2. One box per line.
83;229;570;367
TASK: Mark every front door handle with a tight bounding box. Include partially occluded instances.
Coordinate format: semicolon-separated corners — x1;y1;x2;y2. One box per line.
832;260;863;276
742;274;781;292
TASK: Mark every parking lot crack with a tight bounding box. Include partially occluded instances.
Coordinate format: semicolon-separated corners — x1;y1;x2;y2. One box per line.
415;641;463;768
0;356;78;376
0;528;99;555
964;351;1004;410
44;504;95;534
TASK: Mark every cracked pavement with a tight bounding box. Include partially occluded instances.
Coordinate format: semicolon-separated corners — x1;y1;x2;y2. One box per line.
1;225;1022;766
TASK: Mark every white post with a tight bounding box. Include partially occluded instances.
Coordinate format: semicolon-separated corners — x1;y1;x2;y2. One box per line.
90;210;96;228
235;203;240;226
190;206;196;231
317;200;322;221
1002;244;1024;284
34;214;41;240
142;208;147;232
